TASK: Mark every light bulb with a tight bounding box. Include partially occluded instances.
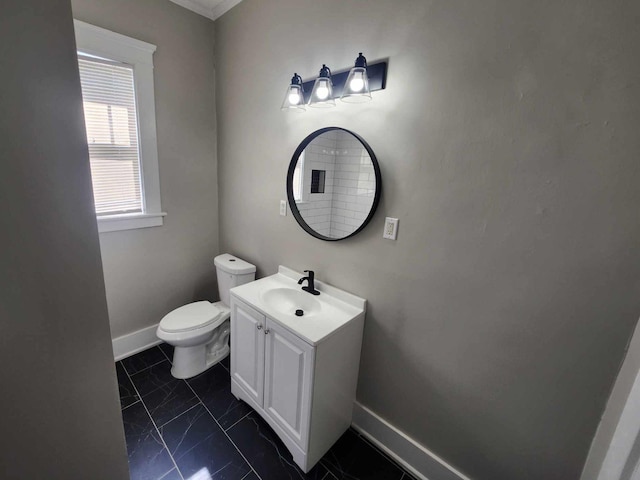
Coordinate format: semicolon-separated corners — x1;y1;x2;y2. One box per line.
316;86;329;100
288;91;301;105
350;75;365;92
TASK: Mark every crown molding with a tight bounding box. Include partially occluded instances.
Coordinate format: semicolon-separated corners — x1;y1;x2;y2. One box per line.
169;0;243;20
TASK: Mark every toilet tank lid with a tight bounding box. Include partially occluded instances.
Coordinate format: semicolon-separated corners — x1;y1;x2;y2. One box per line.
214;253;256;275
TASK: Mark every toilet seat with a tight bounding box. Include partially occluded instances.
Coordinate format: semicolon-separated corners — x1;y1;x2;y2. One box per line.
159;301;223;333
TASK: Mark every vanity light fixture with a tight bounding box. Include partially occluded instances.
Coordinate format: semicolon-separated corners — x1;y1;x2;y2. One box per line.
281;73;305;111
282;53;387;111
340;53;371;103
308;64;335;108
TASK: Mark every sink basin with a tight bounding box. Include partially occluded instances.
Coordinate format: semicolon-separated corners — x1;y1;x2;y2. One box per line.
231;266;366;345
261;287;321;317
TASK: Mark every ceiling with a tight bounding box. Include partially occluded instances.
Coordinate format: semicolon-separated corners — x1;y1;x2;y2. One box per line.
169;0;244;20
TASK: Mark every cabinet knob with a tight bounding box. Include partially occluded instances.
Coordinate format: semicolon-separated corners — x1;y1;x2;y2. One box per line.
265;329;270;335
257;324;263;330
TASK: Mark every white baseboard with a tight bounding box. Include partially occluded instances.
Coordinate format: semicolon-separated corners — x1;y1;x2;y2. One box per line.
352;402;470;480
112;324;162;361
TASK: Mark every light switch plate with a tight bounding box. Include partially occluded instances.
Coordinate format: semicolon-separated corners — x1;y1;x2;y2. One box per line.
280;200;287;216
383;217;398;240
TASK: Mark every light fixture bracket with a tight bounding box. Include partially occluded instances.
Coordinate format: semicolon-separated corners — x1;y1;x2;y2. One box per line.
290;73;303;87
354;52;367;68
300;60;387;104
318;64;332;78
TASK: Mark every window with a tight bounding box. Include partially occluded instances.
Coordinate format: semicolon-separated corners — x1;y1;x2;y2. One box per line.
74;20;165;233
78;57;142;215
293;152;305;201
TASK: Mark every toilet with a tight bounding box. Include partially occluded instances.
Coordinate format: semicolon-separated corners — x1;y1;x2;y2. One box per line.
156;253;256;379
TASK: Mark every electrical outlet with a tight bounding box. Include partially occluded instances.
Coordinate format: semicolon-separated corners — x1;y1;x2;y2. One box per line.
383;217;398;240
280;200;287;216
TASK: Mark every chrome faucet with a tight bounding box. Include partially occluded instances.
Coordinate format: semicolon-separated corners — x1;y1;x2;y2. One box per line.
298;270;320;295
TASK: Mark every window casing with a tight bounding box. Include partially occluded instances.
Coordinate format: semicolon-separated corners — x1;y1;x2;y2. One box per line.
74;20;165;233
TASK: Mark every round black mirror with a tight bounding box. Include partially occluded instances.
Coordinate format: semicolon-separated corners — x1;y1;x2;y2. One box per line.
286;127;381;241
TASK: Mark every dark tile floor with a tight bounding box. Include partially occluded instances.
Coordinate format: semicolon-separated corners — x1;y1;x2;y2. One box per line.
117;345;418;480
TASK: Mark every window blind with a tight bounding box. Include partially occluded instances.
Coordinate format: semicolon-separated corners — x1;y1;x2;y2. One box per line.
78;55;143;216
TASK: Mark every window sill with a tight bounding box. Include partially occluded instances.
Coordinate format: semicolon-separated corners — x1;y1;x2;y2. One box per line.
97;212;166;233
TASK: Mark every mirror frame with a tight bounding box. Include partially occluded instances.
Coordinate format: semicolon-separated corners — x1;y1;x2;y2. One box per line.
286;127;382;241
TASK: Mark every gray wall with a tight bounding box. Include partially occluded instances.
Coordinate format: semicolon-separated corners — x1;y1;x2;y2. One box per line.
71;0;219;339
214;1;640;478
0;0;129;478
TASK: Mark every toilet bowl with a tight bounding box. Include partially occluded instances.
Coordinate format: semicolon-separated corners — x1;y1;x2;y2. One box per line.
156;254;256;379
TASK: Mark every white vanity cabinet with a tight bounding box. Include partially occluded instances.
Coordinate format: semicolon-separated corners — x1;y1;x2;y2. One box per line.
229;267;366;473
231;299;314;448
230;300;266;407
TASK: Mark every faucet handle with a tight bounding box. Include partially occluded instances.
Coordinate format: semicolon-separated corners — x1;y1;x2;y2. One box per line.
300;270;320;295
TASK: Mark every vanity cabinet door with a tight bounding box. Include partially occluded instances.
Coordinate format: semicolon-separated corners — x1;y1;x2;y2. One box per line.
230;298;266;407
263;318;314;449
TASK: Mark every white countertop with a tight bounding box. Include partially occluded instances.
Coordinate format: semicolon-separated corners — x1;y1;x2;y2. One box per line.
230;266;366;345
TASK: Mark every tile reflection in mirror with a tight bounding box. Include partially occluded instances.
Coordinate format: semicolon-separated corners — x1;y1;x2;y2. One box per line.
288;128;380;240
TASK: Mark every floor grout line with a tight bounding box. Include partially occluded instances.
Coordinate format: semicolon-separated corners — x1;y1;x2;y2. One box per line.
356;429;413;475
125;358;187;401
158;468;180;480
183;377;264;480
121;398;141;411
154;400;203;429
223;410;252;432
122;350;168;376
319;459;342;480
158;344;173;363
121;360;186;480
220;356;229;372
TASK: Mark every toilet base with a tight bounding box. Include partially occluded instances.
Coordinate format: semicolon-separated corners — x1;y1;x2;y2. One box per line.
170;345;229;379
169;320;230;379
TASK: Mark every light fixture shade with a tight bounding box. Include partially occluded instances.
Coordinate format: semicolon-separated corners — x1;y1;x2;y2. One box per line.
340;53;372;103
281;73;305;111
308;64;335;108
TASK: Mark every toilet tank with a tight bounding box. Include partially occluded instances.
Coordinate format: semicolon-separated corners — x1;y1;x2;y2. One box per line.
214;253;256;306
